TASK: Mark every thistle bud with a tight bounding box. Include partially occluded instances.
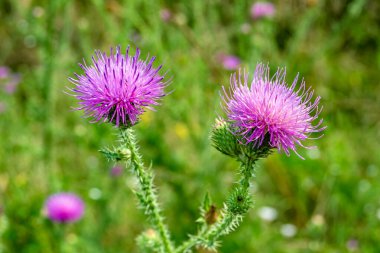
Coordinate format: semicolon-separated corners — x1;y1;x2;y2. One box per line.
118;148;131;160
226;188;251;215
136;229;161;253
210;118;241;158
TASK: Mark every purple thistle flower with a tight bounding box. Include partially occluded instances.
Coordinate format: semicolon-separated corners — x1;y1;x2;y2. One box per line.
250;2;275;19
222;64;325;158
44;193;85;223
0;66;9;79
346;238;359;251
110;165;123;177
69;46;168;127
219;54;241;71
4;74;21;94
160;8;172;22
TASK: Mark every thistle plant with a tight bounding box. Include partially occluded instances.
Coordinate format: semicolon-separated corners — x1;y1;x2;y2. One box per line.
44;193;85;223
69;46;324;253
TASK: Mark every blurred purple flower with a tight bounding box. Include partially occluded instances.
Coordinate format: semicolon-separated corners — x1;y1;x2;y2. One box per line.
69;46;168;127
110;165;123;177
4;74;21;94
250;2;275;19
0;67;9;79
220;54;241;71
44;192;85;223
346;238;359;251
222;63;325;158
160;8;172;22
0;66;21;94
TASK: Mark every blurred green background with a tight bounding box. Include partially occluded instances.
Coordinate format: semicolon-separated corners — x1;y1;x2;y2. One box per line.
1;0;380;252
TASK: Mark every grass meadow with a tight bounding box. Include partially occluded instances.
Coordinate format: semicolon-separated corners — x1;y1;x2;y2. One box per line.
1;0;380;252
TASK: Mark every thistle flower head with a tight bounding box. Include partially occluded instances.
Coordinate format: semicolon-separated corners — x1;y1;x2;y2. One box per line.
110;165;123;177
250;2;275;19
0;66;21;94
69;46;168;127
219;54;241;71
160;8;172;22
44;192;85;223
0;66;9;79
222;64;325;158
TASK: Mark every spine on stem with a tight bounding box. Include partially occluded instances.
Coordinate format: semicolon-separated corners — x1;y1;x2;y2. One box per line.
175;120;272;253
119;128;174;253
176;161;254;253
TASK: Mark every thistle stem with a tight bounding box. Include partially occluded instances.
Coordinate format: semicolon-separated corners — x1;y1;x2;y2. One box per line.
174;227;207;253
120;128;174;253
201;213;242;249
175;158;256;252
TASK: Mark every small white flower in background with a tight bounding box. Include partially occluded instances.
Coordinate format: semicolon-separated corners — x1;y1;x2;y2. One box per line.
376;208;380;220
126;177;139;188
311;214;325;227
257;206;278;222
307;147;320;159
32;6;44;17
367;164;378;177
280;224;297;238
358;179;370;193
89;188;102;200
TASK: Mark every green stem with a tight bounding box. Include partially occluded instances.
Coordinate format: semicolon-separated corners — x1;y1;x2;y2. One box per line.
54;224;67;253
176;158;256;252
120;128;174;253
202;213;243;249
175;226;207;253
239;157;256;189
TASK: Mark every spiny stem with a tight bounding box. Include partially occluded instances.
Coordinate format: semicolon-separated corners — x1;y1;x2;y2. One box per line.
176;158;256;252
120;128;174;253
239;157;256;188
201;212;242;249
175;226;207;253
